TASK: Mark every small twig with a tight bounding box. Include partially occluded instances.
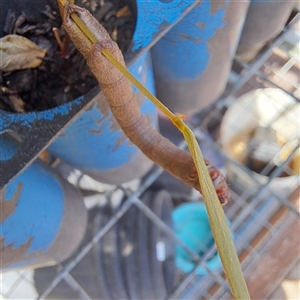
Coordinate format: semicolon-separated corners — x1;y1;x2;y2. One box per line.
52;27;64;50
52;27;71;59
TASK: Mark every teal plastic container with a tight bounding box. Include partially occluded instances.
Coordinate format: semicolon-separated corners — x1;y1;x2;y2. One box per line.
172;202;233;275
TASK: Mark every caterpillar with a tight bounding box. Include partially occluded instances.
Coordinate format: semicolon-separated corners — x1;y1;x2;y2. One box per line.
62;4;230;205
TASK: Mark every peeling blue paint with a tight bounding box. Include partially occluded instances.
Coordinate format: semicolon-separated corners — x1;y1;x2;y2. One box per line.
0;97;83;131
48;51;156;171
48;104;135;170
151;1;228;80
133;0;195;50
1;136;64;254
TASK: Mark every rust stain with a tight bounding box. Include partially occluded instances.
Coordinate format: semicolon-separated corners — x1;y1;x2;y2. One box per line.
0;236;36;269
0;182;23;223
88;129;102;134
177;33;202;43
196;21;206;29
162;35;177;46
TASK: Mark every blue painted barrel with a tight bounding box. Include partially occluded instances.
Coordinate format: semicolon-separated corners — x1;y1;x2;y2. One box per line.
0;133;87;270
0;1;204;187
236;0;295;62
172;202;233;275
48;51;157;184
151;0;250;115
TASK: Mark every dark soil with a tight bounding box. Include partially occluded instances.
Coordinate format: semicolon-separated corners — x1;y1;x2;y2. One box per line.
0;0;136;112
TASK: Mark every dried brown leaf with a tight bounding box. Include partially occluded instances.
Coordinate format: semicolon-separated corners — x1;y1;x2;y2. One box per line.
8;94;26;113
116;6;131;18
0;34;47;72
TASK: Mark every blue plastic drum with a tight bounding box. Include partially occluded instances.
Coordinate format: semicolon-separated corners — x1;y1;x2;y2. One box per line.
151;0;250;115
0;0;203;186
0;133;87;270
236;0;295;62
48;51;157;184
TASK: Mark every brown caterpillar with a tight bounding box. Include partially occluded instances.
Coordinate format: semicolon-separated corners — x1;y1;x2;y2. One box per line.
62;5;230;205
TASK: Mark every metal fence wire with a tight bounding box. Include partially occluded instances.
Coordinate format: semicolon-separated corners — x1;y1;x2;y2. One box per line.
1;8;299;300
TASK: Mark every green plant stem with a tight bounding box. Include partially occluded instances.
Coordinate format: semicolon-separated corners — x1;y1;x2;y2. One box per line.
182;125;250;299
